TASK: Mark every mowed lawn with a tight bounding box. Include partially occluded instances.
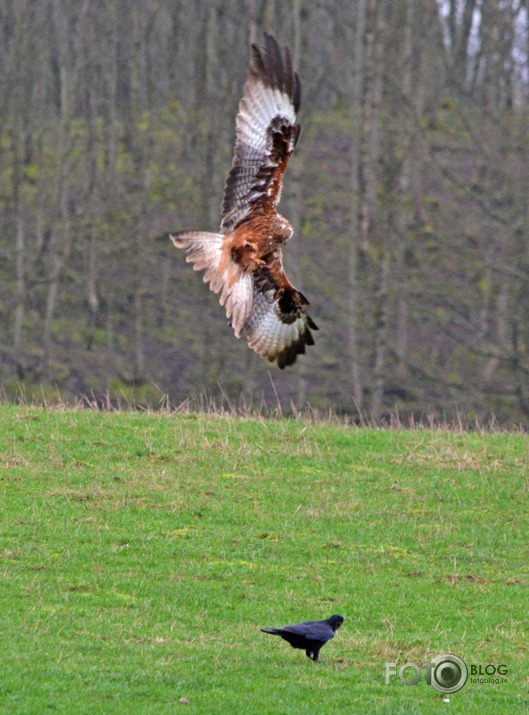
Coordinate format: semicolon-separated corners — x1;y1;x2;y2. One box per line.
0;405;527;714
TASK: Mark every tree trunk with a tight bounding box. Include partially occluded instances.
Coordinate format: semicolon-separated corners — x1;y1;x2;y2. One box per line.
348;0;368;414
14;216;25;366
291;0;307;408
371;251;390;421
394;0;413;381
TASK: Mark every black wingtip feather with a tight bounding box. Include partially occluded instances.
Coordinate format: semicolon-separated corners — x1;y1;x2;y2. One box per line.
251;33;300;113
276;324;317;369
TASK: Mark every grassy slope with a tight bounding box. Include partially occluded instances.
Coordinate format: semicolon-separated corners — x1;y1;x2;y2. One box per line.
0;406;527;714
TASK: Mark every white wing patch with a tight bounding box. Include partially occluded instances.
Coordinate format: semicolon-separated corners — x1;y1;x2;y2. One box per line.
244;280;314;368
220;35;300;234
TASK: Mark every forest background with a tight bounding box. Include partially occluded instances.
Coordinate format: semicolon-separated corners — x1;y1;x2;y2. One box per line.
1;0;528;425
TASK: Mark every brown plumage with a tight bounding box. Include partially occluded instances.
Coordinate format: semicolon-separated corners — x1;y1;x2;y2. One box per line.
170;33;317;369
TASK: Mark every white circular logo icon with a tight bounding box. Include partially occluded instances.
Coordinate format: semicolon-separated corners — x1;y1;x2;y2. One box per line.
429;653;468;693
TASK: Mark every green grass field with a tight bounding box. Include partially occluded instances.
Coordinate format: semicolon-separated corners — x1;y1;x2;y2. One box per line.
0;405;527;713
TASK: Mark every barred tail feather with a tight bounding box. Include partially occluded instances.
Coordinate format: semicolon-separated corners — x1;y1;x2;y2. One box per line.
169;231;253;338
170;231;224;279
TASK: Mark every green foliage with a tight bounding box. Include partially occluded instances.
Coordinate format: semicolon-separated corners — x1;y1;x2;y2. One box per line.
0;406;526;713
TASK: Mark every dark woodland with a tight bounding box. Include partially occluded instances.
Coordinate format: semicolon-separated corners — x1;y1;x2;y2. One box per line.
1;0;529;424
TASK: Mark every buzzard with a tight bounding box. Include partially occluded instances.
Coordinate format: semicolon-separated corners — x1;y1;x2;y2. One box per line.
170;33;317;369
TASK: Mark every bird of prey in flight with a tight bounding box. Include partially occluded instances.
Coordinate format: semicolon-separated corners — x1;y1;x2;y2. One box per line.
170;33;317;368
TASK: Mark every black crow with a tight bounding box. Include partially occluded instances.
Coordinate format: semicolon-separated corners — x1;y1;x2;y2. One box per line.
261;614;344;661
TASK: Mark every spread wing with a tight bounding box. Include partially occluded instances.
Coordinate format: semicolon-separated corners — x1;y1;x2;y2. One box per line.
220;33;301;234
244;254;318;369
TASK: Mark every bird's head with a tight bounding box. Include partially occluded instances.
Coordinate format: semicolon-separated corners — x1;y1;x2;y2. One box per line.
328;614;345;631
